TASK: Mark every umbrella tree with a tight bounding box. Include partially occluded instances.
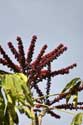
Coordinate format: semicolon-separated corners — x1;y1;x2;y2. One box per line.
0;35;83;125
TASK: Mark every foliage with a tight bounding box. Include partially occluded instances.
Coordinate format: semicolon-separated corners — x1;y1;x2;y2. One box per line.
0;72;34;125
0;35;83;125
70;113;83;125
61;78;81;107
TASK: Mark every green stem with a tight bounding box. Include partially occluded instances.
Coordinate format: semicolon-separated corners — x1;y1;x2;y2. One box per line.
33;93;61;101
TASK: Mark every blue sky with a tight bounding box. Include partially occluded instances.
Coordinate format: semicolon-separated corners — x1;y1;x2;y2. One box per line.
0;0;83;125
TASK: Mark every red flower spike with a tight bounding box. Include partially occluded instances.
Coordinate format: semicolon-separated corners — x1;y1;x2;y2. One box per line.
38;46;67;70
0;45;20;72
47;110;61;119
27;35;37;65
16;36;26;73
32;35;37;40
8;41;19;61
33;44;47;70
16;36;22;42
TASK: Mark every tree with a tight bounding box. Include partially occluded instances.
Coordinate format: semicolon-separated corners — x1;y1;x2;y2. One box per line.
0;35;83;125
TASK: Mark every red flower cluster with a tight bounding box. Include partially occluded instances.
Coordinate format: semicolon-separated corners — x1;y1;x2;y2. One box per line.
0;35;82;119
0;35;77;84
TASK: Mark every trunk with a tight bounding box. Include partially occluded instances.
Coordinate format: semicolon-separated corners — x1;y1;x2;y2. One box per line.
31;113;42;125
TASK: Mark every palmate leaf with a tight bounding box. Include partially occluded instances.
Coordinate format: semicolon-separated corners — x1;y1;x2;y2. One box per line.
0;72;34;124
61;78;81;106
70;113;83;125
61;78;80;93
1;73;33;106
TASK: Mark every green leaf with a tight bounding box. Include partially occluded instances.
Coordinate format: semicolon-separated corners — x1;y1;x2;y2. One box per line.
73;92;78;107
23;107;35;119
7;110;14;125
0;73;33;105
21;84;34;106
8;103;19;124
66;94;71;104
62;78;80;93
0;72;34;124
18;105;35;119
61;78;81;104
71;81;81;107
70;113;83;125
4;109;10;125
